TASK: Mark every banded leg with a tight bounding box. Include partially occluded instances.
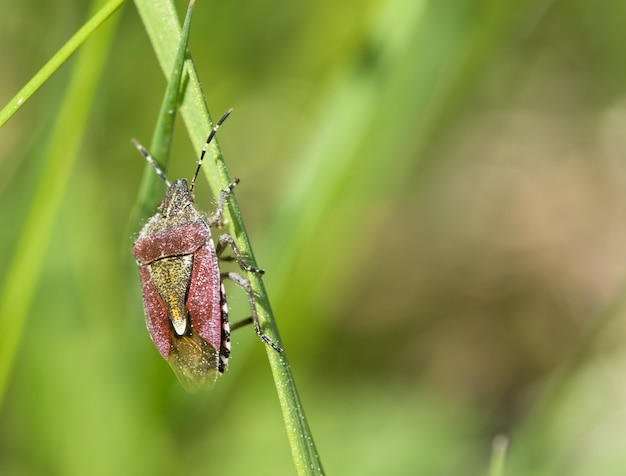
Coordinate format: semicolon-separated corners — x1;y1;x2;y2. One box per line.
216;233;265;274
222;272;283;353
206;180;240;228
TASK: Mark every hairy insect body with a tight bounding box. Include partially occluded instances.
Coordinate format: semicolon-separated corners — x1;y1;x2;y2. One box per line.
132;110;282;392
133;179;230;390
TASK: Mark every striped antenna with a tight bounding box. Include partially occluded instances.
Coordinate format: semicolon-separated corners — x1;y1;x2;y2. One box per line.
190;108;233;193
132;139;171;187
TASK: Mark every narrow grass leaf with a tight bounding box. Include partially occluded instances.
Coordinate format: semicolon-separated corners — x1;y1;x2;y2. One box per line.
0;0;121;406
133;0;325;473
131;0;196;226
0;0;124;128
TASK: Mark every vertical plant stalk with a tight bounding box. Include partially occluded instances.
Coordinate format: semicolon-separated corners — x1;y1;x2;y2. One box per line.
0;0;121;405
489;435;509;476
131;0;195;223
133;0;325;474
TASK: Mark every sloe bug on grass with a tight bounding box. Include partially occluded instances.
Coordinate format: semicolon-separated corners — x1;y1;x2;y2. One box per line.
132;110;283;391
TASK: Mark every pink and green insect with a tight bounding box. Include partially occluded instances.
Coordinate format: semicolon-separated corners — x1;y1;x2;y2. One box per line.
132;110;282;391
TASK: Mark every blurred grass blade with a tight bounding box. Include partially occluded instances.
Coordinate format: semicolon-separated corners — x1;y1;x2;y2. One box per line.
131;0;196;226
0;0;120;406
133;0;325;473
258;0;542;342
0;0;124;128
489;435;509;476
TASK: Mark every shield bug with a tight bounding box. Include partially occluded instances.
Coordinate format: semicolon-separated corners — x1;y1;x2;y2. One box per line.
132;110;283;391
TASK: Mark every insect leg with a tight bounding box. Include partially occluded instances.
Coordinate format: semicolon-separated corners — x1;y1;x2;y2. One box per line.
221;272;283;353
230;316;253;331
216;233;265;274
206;180;240;227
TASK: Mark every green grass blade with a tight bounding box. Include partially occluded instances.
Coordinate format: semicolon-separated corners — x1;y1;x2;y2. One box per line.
133;1;325;474
133;0;215;174
489;435;509;476
131;0;196;225
0;0;124;128
0;0;121;407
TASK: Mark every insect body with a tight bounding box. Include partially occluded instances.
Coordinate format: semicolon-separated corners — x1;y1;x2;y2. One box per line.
132;110;282;391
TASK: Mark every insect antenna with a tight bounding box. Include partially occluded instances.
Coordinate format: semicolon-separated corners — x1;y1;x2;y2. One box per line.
132;139;171;187
190;108;233;193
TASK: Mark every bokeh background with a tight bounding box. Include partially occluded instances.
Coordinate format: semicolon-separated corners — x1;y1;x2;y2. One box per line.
2;0;626;474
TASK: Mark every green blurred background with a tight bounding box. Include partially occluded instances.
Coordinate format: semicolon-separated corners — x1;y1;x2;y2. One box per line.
2;0;626;474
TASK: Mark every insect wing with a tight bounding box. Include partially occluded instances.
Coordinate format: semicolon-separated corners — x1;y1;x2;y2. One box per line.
187;241;223;352
138;265;172;359
168;241;224;391
167;331;220;391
